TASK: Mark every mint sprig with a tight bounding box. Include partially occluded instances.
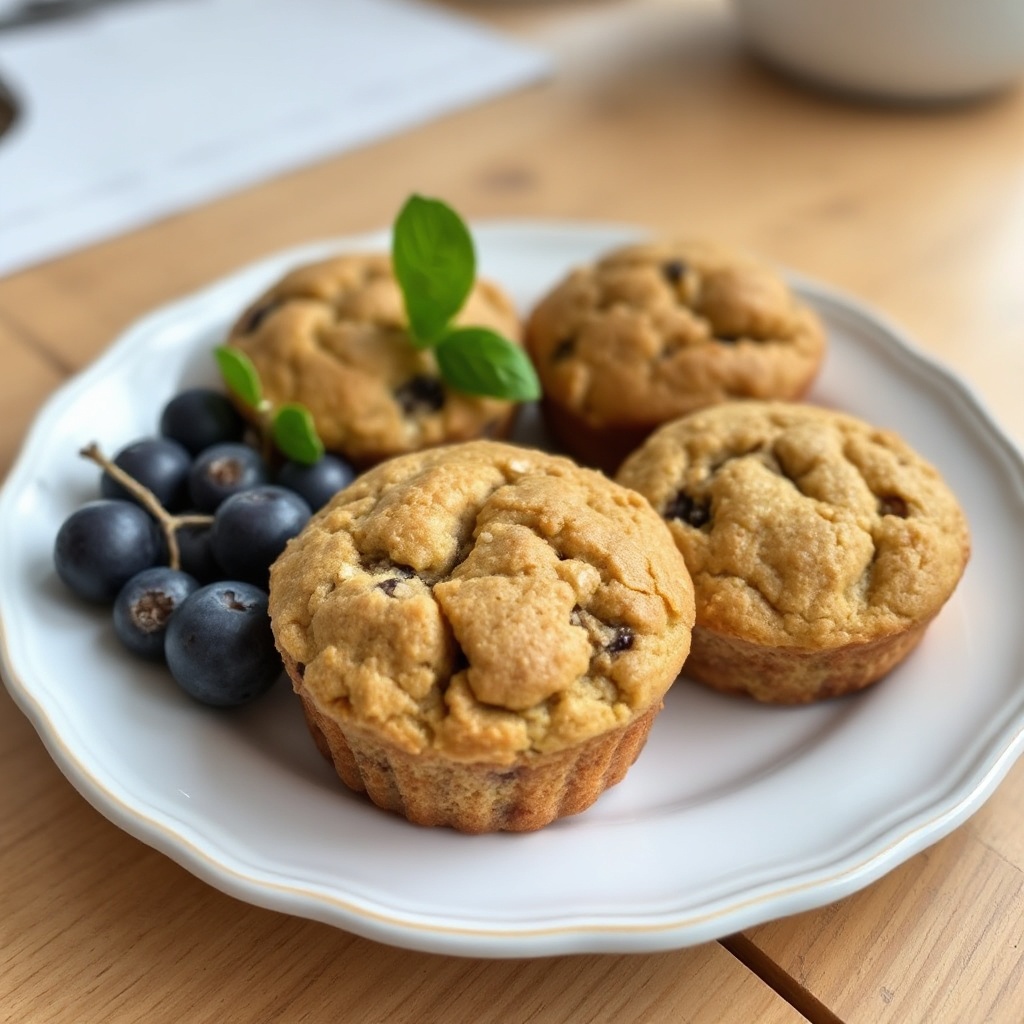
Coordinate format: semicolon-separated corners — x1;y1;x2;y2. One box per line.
392;195;540;402
436;327;541;400
271;403;325;465
393;195;476;346
214;346;324;465
214;345;264;410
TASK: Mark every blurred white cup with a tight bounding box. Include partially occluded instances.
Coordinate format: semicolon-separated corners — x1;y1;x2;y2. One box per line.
731;0;1024;102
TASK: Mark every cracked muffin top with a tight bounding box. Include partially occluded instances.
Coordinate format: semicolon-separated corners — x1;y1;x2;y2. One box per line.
525;241;825;430
225;253;522;467
268;441;695;764
616;401;970;649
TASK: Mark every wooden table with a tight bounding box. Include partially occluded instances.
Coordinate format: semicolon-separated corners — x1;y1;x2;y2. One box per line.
3;2;1023;1020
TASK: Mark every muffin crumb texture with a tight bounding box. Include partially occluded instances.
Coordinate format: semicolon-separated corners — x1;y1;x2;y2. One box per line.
226;254;522;467
525;241;825;471
270;442;694;769
617;401;970;702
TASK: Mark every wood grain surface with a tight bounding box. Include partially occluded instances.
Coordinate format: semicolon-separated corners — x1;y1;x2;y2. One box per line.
2;1;1023;1021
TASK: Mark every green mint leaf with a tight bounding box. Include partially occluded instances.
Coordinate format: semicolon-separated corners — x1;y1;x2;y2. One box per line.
214;346;263;409
435;327;541;402
272;403;325;465
393;194;475;346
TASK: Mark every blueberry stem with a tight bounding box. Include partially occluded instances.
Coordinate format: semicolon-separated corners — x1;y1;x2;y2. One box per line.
256;400;275;465
79;442;214;571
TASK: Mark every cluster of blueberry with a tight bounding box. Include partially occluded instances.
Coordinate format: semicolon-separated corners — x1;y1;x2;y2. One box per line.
52;388;354;706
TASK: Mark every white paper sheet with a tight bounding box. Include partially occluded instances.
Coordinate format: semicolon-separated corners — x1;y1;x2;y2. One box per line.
0;0;550;277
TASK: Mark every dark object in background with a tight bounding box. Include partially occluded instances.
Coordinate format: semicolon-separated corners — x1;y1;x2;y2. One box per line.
0;0;153;35
0;71;17;141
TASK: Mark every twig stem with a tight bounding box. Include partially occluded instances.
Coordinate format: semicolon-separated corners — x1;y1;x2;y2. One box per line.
79;443;214;571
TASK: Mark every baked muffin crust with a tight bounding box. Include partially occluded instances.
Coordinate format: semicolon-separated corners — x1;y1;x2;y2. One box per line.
270;441;695;765
617;401;970;701
525;241;825;471
226;254;522;467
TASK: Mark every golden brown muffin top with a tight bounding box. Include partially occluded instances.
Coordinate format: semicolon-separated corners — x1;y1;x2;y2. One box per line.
617;401;970;649
269;441;695;764
525;241;825;429
226;253;522;467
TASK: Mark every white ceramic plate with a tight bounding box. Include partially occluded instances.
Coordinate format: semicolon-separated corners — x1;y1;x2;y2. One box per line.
2;224;1023;958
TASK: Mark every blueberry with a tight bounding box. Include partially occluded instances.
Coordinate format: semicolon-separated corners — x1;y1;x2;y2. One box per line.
160;388;246;456
54;500;165;604
394;375;445;415
661;259;688;285
276;454;355;511
112;567;199;661
211;486;311;586
164;582;281;706
176;523;223;584
100;437;192;512
551;338;575;362
878;495;909;518
664;490;712;528
239;300;284;334
606;626;635;655
188;442;269;512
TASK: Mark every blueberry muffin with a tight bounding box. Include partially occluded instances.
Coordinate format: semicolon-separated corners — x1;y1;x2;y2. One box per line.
225;253;522;468
525;241;826;473
617;401;970;703
268;440;695;832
